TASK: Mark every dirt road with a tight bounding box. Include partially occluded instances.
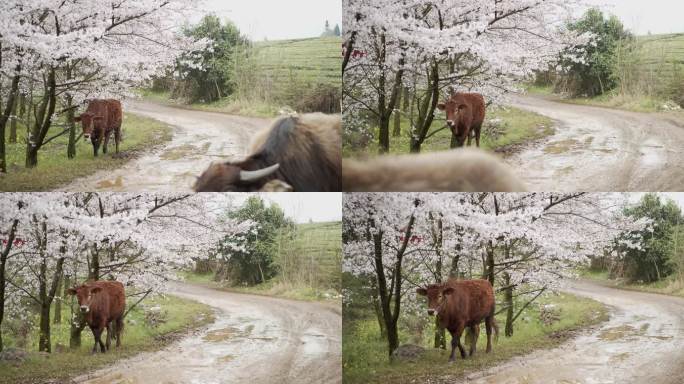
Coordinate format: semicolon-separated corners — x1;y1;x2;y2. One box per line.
461;280;684;384
508;96;684;191
61;102;270;192
74;282;341;384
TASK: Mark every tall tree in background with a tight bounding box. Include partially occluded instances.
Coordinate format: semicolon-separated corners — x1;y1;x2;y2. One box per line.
174;15;249;103
556;8;633;96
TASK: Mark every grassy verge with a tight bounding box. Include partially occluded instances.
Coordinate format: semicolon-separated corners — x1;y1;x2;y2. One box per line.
525;84;682;114
180;271;340;303
343;106;554;157
0;113;173;191
138;89;281;118
0;295;214;384
578;268;684;298
343;292;608;384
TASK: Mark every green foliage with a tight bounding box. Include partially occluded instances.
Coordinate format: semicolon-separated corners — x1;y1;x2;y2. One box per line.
171;15;249;103
618;194;684;283
558;8;633;96
216;197;295;286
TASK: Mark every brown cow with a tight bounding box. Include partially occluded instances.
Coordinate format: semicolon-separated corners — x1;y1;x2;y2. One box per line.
68;281;125;354
75;99;123;157
437;92;486;148
342;149;527;192
417;279;498;362
194;113;341;192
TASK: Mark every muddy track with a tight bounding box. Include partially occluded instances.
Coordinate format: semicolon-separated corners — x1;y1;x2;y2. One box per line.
508;96;684;191
60;102;270;192
459;279;684;384
74;282;341;384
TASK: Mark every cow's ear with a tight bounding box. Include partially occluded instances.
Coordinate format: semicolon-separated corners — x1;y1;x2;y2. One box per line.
416;288;428;296
90;287;103;294
74;116;82;123
67;288;77;295
436;103;446;111
442;287;455;296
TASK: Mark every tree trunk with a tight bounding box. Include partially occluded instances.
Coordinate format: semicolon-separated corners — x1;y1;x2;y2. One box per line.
0;219;20;352
38;298;52;352
0;75;20;174
53;272;63;324
504;272;514;337
392;83;402;137
434;317;446;349
409;62;440;153
26;67;57;168
9;91;18;144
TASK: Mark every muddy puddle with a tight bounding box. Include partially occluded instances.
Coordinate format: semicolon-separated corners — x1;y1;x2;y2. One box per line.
74;282;341;384
508;95;684;191
60;101;269;192
459;280;684;384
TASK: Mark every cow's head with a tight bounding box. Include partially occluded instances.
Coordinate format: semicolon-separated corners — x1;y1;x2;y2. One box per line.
74;113;103;140
437;99;467;132
67;284;103;313
194;162;281;192
417;284;454;316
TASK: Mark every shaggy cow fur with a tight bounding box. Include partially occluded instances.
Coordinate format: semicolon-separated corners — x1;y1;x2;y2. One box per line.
342;149;527;192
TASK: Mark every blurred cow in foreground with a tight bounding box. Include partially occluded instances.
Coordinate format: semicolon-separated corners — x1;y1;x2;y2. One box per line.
343;148;526;192
195;113;341;192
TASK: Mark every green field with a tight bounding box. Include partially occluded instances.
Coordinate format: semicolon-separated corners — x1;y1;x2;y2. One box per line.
185;221;342;302
0;294;213;383
0;113;172;191
252;37;341;87
634;33;684;88
343;292;608;384
344;106;554;157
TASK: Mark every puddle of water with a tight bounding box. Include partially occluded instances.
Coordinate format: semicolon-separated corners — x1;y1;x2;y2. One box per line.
203;326;244;342
96;175;124;189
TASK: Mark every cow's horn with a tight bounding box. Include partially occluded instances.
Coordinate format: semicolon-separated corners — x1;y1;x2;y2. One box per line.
240;163;280;182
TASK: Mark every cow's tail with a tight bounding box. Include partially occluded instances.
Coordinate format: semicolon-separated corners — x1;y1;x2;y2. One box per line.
116;316;125;340
492;317;499;344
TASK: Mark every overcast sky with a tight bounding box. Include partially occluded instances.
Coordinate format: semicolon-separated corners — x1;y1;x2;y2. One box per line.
584;0;684;35
195;0;342;41
226;193;342;224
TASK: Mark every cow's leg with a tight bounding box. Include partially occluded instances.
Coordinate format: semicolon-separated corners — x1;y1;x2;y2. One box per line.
448;323;466;362
105;322;112;351
93;140;100;157
92;326;106;354
475;124;482;148
469;324;480;357
466;128;472;146
485;315;494;353
103;132;109;154
114;127;121;153
115;316;123;347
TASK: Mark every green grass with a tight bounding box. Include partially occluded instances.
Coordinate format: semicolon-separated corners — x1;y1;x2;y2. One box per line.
0;113;173;191
252;37;341;87
344;106;554;157
0;295;214;384
579;268;684;298
343;292;608;384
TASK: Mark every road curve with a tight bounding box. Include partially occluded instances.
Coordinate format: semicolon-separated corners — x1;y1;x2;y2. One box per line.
60;102;270;192
74;282;342;384
460;279;684;384
508;96;684;191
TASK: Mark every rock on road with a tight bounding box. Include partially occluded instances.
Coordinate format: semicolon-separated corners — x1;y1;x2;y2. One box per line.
74;282;342;384
61;101;271;192
508;96;684;191
460;280;684;384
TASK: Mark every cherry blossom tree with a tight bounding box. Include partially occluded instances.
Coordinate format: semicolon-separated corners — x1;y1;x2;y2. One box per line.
343;192;647;356
342;0;588;153
0;192;255;352
0;0;206;170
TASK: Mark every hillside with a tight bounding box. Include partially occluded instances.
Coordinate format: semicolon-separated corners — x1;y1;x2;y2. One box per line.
281;221;342;291
252;36;342;87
